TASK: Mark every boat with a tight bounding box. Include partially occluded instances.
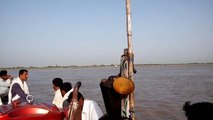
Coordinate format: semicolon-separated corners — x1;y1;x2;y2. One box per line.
0;102;64;120
0;82;82;120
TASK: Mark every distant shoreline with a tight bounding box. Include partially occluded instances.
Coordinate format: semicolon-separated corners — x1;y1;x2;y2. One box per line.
1;63;213;69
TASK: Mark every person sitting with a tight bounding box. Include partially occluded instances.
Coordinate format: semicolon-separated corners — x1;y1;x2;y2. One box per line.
0;70;13;104
8;69;29;104
64;91;103;120
60;82;73;108
52;78;63;108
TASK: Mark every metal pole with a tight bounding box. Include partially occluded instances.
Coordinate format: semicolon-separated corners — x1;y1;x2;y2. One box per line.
125;0;135;120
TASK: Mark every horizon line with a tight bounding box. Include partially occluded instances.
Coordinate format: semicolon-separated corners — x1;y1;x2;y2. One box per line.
1;62;213;69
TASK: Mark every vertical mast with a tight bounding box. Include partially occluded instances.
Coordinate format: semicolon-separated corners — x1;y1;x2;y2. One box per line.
125;0;135;120
126;0;133;52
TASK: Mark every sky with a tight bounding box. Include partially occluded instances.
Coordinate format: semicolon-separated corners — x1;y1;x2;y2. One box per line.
0;0;213;68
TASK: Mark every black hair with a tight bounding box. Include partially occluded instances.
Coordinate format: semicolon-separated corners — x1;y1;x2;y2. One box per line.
19;69;28;75
52;78;63;87
68;92;84;103
60;82;72;93
0;70;7;77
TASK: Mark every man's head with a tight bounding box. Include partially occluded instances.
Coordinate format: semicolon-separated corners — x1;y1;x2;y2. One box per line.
0;70;8;80
60;82;72;96
19;69;28;81
52;78;63;91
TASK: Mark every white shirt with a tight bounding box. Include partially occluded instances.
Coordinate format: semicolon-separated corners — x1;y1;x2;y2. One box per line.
52;89;63;108
0;78;11;95
0;78;12;105
59;88;73;108
81;99;103;120
8;77;29;104
0;98;2;106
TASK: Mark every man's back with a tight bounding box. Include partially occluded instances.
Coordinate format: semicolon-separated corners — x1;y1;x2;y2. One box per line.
82;99;103;120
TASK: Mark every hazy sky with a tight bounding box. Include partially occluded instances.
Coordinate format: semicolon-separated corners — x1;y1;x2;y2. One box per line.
0;0;213;68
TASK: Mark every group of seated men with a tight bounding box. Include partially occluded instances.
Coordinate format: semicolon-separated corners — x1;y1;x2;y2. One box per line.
0;69;30;105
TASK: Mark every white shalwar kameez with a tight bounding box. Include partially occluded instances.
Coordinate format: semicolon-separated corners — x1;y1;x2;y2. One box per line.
52;89;63;108
0;78;11;96
0;78;11;105
81;99;103;120
8;77;29;104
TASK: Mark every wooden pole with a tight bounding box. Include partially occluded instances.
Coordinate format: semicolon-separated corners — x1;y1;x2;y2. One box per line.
125;0;135;120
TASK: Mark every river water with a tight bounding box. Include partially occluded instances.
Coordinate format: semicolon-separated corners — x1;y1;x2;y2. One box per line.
6;64;213;120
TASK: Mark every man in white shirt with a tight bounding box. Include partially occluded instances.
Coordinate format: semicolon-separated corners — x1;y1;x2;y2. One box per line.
8;69;29;104
52;78;63;108
66;92;103;120
0;70;13;104
60;82;73;108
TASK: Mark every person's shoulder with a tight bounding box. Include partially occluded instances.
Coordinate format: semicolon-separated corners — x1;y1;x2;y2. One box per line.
11;83;21;91
84;99;93;103
5;78;12;84
55;89;62;94
84;99;99;107
11;77;18;81
11;77;18;83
